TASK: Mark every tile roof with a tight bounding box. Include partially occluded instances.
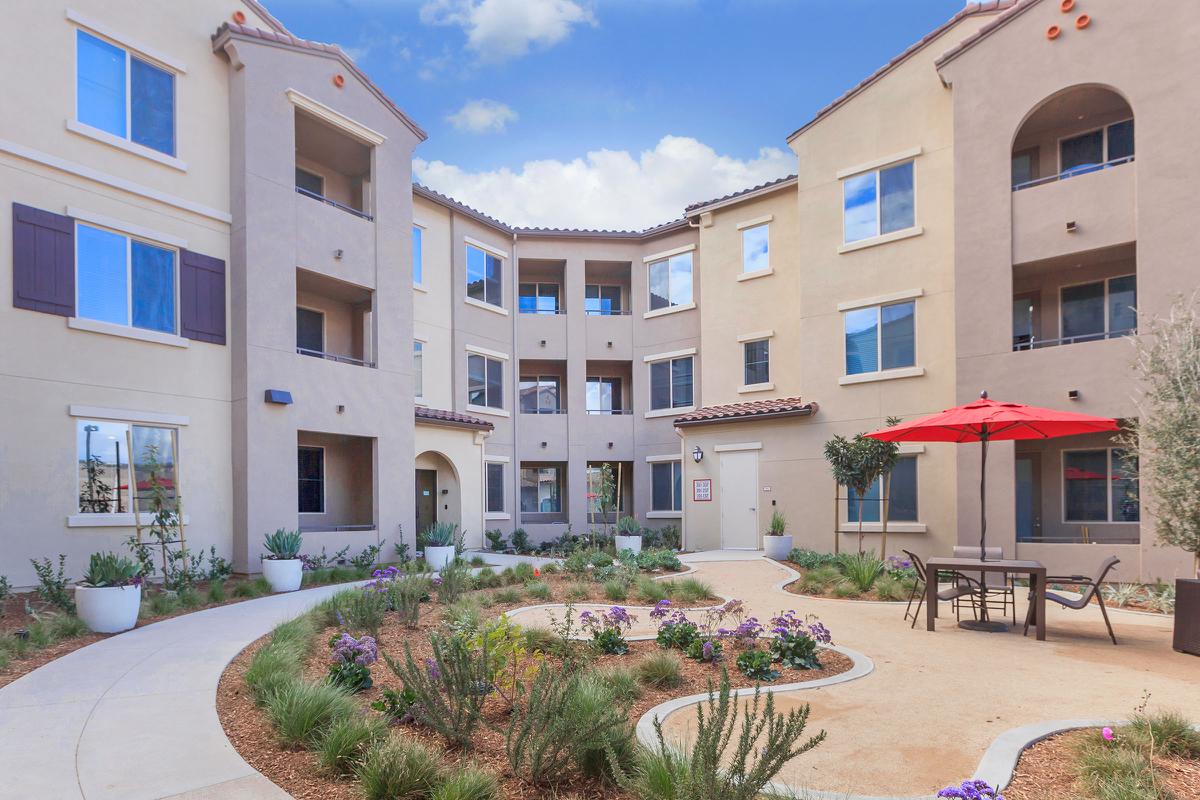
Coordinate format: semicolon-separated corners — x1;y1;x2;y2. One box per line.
785;1;1018;143
415;406;494;431
212;23;427;141
684;174;797;214
673;397;818;427
935;0;1042;69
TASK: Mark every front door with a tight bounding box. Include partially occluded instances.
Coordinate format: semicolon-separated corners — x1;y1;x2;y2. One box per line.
719;450;759;549
415;469;437;539
1015;454;1041;542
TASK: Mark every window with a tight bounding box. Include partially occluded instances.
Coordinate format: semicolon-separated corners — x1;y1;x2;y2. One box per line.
844;301;915;375
413;341;424;397
519;375;560;413
585;285;623;315
76;223;176;334
586;376;622;414
296;307;324;355
1064;448;1139;523
1011;147;1039;188
76;420;177;514
650;356;693;410
648;252;693;311
586;465;627;515
742;224;769;273
847;455;918;523
466;244;502;307
76;30;175;156
518;282;560;314
412;226;423;285
468;353;504;409
743;340;769;385
1061;119;1134;174
486;462;505;514
295;167;324;197
1013;296;1035;350
651;461;682;512
298;446;324;514
1060;276;1136;343
520;466;562;513
843;161;914;243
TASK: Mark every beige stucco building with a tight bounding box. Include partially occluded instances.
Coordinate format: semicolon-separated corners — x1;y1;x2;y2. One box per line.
2;0;1196;585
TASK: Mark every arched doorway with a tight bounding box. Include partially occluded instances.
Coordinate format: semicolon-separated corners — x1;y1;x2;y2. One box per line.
415;451;461;541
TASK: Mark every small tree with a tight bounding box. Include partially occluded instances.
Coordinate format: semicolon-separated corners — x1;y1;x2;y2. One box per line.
823;421;900;555
1118;295;1200;579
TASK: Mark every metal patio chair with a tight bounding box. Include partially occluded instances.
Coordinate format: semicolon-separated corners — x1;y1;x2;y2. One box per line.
1023;556;1121;645
953;545;1017;625
903;549;985;629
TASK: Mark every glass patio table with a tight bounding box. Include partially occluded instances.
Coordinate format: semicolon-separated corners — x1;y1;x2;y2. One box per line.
924;556;1048;640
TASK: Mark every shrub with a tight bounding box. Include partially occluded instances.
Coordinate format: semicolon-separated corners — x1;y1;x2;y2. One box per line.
672;577;716;602
351;542;386;571
1129;709;1200;757
522;626;558;654
614;672;825;800
685;637;723;663
636;651;683;688
435;559;472;605
233;577;269;599
389;573;432;628
356;736;444;800
442;598;483;638
510;528;531;554
540;561;560;575
936;780;1005;799
430;765;500;800
494;587;522;604
265;679;357;747
335;587;388;640
736;649;779;682
263;528;303;560
831;581;861;598
636;549;683;572
634;576;670;604
654;608;698;652
177;586;203;608
474;566;501;589
370;686;418;724
485;529;507;552
424;521;459;548
327;632;378;692
511;562;537;583
206;578;227;604
46;612;87;640
245;623;309;706
564;551;589;577
30;555;75;614
580;606;636;655
525;580;551;601
316;713;387;776
566;583;590;602
838;551;885;592
788;548;840;570
873;574;907;601
145;590;180;617
799;565;841;594
597;665;642;704
386;633;491;747
589;550;615;570
603;579;628;601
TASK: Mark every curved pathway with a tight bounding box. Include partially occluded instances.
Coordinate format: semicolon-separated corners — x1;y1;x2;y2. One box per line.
0;582;360;800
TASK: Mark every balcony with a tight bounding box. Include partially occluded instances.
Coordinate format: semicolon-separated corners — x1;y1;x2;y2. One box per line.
585;460;634;525
519;461;568;525
297;431;375;533
294;107;373;220
296;268;375;368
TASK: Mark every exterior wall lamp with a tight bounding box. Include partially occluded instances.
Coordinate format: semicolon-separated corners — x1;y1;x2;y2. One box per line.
692;446;703;463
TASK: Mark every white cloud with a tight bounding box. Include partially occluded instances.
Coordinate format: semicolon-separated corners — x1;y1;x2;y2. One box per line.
446;99;519;134
420;0;596;63
413;135;794;230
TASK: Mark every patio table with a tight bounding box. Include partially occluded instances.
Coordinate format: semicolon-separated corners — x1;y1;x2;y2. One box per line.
925;557;1047;640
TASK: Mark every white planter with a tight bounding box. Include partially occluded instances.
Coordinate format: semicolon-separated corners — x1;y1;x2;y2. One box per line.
763;534;793;561
614;535;643;556
76;584;142;633
425;545;456;571
262;558;303;593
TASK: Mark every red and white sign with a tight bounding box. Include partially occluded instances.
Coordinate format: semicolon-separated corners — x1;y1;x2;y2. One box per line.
693;478;712;502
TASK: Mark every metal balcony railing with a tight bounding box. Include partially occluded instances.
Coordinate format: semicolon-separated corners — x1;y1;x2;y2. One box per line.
1011;155;1134;192
1012;328;1135;352
296;186;374;221
297;347;377;368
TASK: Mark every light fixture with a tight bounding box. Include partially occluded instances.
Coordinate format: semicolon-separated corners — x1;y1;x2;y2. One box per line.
1065;220;1077;233
337;404;346;414
540;339;547;347
1067;389;1080;400
692;446;703;463
264;389;293;405
607;441;614;449
334;248;344;259
540;441;547;448
607;341;613;348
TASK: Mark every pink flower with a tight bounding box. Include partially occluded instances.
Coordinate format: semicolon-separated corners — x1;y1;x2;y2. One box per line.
1102;726;1115;741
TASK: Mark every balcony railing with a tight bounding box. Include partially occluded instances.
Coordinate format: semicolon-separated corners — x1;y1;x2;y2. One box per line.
1012;328;1135;352
585;308;632;316
1012;155;1135;192
296;186;374;221
520;407;568;415
586;408;633;415
297;347;377;368
518;307;567;315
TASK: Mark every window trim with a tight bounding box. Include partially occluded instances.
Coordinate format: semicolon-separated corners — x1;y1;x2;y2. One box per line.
74;220;180;337
467;352;506;411
485;461;506;515
1057;273;1137;342
1061;446;1139;525
413;339;424;400
841;299;918;380
742;338;770;387
412;222;426;288
650;459;683;513
740;221;770;275
73;416;181;521
647;354;695;412
841;159;917;246
465;242;505;311
297;444;326;515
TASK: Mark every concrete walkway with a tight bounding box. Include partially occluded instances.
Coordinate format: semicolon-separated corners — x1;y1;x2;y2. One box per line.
0;582;360;800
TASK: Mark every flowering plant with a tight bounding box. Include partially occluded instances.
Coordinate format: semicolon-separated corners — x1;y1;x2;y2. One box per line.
580;606;637;654
936;780;1004;799
768;611;832;671
884;554;918;581
654;606;700;651
736;648;780;682
686;636;723;663
327;632;378;692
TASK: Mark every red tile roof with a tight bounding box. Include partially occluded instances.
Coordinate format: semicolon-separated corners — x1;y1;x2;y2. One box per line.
415;406;494;431
785;1;1018;143
684;174;797;214
674;397;818;427
936;0;1041;70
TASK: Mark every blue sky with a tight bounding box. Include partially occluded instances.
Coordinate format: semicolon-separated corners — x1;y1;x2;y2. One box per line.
268;0;966;228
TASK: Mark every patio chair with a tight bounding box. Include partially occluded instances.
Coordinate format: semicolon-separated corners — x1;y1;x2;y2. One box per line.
1023;556;1121;645
953;545;1016;625
903;549;985;629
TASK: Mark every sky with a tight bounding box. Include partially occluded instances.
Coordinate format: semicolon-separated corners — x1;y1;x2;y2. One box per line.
268;0;967;229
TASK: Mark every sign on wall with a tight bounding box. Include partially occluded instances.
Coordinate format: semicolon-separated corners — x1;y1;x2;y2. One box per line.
693;478;712;502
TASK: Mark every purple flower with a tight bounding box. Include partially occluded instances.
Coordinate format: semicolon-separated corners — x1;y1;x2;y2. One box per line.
431;575;444;587
702;641;714;660
330;633;378;667
424;657;440;680
650;599;672;619
937;780;1004;800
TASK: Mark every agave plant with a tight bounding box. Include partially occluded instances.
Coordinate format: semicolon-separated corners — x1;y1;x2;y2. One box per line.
615;516;642;537
81;551;141;588
1102;582;1144;608
1145;583;1176;614
263;528;303;560
423;521;460;548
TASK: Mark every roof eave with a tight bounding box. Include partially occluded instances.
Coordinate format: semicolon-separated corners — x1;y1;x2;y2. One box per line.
674;405;816;428
684;176;798;217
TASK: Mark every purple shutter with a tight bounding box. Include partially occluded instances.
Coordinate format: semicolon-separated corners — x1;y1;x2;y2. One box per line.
179;249;226;345
12;203;74;317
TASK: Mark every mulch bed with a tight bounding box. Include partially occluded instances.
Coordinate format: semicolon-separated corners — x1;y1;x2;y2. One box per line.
218;579;852;800
775;560;910;602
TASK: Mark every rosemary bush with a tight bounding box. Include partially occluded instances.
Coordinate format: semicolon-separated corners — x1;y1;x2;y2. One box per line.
436;559;472;605
389;572;432;629
386;632;492;747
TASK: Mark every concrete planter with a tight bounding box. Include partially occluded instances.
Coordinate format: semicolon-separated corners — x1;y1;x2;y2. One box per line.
76;584;141;633
262;558;303;593
614;535;643;556
1173;578;1200;656
763;534;793;561
425;546;456;571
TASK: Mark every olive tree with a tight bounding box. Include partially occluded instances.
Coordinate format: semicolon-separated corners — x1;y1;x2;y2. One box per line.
823;420;900;555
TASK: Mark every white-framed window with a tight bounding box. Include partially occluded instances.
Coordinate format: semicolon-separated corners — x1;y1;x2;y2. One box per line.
1059;119;1134;175
76;419;177;514
466;244;502;307
1063;448;1139;523
76;222;177;334
648;252;693;311
412;225;423;285
847;455;918;522
651;460;682;512
76;29;176;156
843;161;914;243
649;356;693;410
486;461;505;514
742;223;769;273
413;340;424;398
844;300;915;376
468;353;504;409
1060;275;1137;344
298;445;325;514
519;375;561;413
743;339;770;385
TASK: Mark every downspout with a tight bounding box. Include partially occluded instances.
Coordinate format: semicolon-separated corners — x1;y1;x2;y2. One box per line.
509;230;519;525
673;423;687;551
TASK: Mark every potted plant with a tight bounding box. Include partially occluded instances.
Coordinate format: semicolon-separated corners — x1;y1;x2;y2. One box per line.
614;515;643;556
423;521;459;570
763;510;793;560
262;528;303;592
76;552;142;633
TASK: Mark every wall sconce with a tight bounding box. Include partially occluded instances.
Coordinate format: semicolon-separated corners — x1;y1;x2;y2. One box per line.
692;446;703;463
337;404;345;414
440;488;449;495
539;339;547;347
1067;389;1080;400
264;389;293;405
333;248;344;259
606;341;613;348
540;441;548;448
1065;221;1077;233
607;441;614;449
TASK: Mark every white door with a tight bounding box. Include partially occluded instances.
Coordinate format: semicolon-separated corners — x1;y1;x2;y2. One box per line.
719;450;759;549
